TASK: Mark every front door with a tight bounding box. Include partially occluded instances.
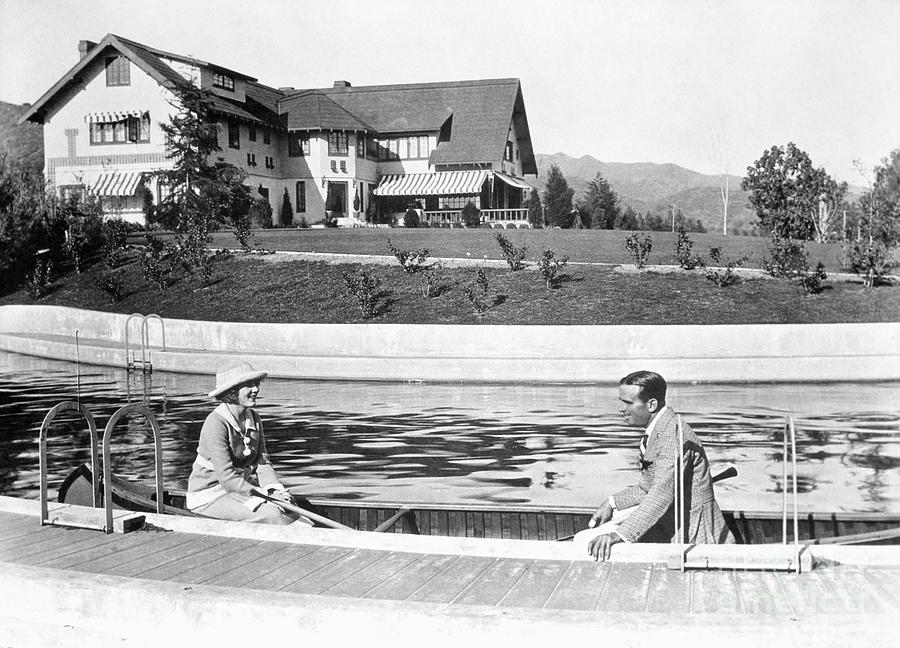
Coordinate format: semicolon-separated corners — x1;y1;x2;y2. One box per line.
327;181;347;215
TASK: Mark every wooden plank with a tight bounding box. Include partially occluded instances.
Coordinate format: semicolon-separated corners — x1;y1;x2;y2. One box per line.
536;513;547;541
364;553;459;601
6;529;123;565
72;531;205;575
103;534;224;578
324;551;420;597
453;558;532;606
595;562;652;612
775;570;845;614
483;512;493;539
430;511;439;536
645;564;691;613
473;512;484;538
524;513;537;541
129;536;242;580
0;524;74;553
244;545;350;591
690;570;742;614
816;567;892;614
405;556;495;603
556;514;574;541
449;511;463;538
545;561;610;611
498;560;570;608
41;531;166;570
437;511;449;537
509;512;522;540
156;538;261;583
282;549;388;594
744;518;769;544
860;569;900;611
0;514;41;541
734;570;793;614
545;514;558;541
188;540;291;585
0;527;112;562
500;512;511;539
465;511;474;538
208;543;323;588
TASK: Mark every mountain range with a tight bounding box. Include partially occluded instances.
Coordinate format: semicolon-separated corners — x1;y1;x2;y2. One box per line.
2;100;758;233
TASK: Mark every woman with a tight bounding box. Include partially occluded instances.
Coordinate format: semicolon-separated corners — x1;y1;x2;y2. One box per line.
186;362;306;525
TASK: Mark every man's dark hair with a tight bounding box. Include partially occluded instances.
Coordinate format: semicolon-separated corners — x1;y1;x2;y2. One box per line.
619;370;667;405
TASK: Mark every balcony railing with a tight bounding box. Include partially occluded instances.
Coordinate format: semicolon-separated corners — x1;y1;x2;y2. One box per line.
421;208;530;227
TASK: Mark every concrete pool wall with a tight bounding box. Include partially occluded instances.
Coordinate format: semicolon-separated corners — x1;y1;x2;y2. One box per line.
0;304;897;383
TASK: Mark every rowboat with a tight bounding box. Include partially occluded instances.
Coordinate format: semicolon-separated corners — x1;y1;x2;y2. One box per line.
58;463;900;546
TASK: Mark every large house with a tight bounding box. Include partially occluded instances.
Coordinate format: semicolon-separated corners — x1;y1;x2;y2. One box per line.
21;34;538;228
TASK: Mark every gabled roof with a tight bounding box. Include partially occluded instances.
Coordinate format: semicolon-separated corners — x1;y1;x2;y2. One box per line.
279;90;376;133
305;78;537;174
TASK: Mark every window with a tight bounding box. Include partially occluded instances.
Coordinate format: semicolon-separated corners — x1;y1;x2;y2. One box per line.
441;195;482;210
366;136;379;159
505;141;514;162
89;113;151;145
327;132;348;156
105;56;130;86
288;132;309;157
356;134;365;158
418;136;428;158
330;160;337;172
295;181;306;212
340;160;347;173
212;72;234;91
263;128;270;145
265;156;274;170
228;120;240;149
248;125;256;142
246;153;256;167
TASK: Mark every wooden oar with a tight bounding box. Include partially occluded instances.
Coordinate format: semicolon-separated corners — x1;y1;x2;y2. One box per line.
249;488;354;530
554;464;739;541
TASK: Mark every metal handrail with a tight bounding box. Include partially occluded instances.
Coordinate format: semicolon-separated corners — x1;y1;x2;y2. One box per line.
124;313;166;372
102;403;164;533
39;401;100;524
124;313;144;369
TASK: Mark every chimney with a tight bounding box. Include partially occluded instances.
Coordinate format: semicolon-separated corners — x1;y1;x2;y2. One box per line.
333;80;351;89
78;40;97;60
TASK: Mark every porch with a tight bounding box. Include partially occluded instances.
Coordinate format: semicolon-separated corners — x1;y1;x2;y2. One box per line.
422;208;531;228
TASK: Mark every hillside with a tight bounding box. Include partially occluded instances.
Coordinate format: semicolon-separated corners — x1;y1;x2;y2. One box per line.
0;101;43;173
534;153;758;235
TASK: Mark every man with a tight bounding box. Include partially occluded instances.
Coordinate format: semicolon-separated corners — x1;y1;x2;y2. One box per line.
576;370;734;560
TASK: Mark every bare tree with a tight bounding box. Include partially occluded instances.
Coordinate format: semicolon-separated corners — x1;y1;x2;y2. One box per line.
708;126;731;235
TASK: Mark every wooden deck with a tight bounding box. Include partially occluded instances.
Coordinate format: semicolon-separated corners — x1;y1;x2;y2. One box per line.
2;509;899;616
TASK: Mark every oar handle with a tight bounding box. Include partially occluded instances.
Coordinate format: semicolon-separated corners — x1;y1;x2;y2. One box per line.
712;465;738;483
250;488;354;531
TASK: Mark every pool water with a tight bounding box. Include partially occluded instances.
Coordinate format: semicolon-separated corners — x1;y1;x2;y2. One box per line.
1;351;898;513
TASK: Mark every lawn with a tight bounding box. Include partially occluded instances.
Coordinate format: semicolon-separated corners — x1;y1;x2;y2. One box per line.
5;231;899;325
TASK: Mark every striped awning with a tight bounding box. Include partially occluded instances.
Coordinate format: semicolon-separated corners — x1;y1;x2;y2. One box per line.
374;170;489;197
493;171;533;190
84;110;148;124
90;172;143;197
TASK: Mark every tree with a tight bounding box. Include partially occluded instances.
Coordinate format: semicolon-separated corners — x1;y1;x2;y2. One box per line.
542;164;574;228
858;148;900;246
581;173;620;229
614;205;639;230
280;187;293;227
525;187;543;228
741;142;846;241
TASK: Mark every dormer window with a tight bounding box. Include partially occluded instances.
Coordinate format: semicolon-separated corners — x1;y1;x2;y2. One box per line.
212;72;234;91
105;56;130;86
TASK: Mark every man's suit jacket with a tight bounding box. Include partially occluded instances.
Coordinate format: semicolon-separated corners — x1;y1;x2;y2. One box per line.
612;407;734;544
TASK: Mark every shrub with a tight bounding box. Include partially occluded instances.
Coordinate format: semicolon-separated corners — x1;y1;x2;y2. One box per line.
464;267;491;315
25;257;53;299
95;271;124;303
494;230;527;271
404;208;420;228
280;188;293;228
800;262;828;295
674;224;704;270
462;201;481;228
140;232;174;290
624;233;653;268
420;261;444;298
101;218;129;269
844;240;895;288
762;236;809;278
705;247;747;288
231;214;256;253
537;249;568;289
386;238;429;274
342;270;380;319
175;217;214;287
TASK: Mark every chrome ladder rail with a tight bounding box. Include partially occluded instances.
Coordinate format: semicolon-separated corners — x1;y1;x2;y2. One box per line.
124;313;166;373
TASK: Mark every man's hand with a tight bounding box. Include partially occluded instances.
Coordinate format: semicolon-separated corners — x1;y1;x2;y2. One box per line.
267;489;294;505
588;500;614;528
587;532;622;561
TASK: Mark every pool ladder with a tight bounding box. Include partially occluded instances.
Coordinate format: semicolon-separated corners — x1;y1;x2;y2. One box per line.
669;414;806;572
39;401;164;534
125;313;165;373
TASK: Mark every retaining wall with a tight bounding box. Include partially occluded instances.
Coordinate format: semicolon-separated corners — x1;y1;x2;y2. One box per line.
0;304;897;383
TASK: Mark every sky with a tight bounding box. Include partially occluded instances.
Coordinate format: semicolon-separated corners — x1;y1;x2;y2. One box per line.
1;0;898;184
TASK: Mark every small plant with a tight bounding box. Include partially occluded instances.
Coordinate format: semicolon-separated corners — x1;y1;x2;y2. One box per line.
844;240;894;288
464;268;491;315
25;258;53;299
461;201;481;228
420;261;443;298
674;224;704;270
231;214;256;253
342;270;381;319
800;262;828;295
494;230;527;271
101;218;129;269
176;218;214;287
625;233;653;269
386;238;430;274
140;232;174;290
705;247;747;288
762;236;809;278
95;271;124;303
537;249;568;289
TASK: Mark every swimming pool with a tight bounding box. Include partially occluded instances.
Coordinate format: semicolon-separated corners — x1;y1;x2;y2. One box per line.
1;350;898;513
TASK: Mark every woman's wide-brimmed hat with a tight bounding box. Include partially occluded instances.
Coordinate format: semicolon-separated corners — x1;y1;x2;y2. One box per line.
208;362;268;399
